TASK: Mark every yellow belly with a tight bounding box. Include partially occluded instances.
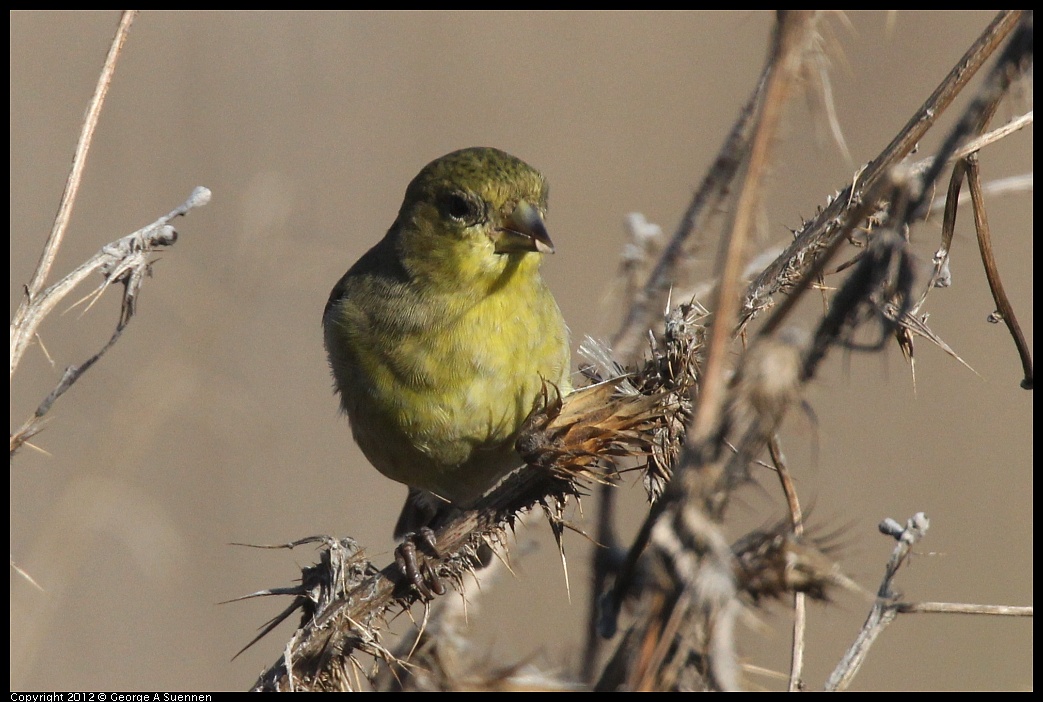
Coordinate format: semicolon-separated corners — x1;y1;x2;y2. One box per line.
328;268;570;505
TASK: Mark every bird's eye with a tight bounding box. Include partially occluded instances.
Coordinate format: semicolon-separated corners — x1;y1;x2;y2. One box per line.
440;192;480;223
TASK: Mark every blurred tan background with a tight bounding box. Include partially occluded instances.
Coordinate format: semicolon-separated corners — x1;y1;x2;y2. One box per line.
10;11;1031;691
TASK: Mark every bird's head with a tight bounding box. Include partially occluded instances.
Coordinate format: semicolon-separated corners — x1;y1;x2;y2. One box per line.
394;147;555;289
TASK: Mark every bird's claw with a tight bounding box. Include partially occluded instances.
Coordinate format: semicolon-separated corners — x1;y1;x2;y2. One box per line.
395;526;446;599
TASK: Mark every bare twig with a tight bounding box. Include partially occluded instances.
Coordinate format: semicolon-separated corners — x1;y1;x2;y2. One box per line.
952;110;1033;161
768;437;807;692
10;10;138;378
893;602;1032;616
9;187;212;458
824;513;930;692
967;156;1034;388
824;518;1032;693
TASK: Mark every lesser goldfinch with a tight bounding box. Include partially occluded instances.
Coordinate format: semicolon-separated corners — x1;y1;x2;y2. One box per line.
323;147;571;536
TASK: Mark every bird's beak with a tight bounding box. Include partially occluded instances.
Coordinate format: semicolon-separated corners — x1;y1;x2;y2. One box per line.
493;200;555;255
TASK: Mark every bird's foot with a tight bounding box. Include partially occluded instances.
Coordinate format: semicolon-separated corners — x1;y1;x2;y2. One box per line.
394;526;446;599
